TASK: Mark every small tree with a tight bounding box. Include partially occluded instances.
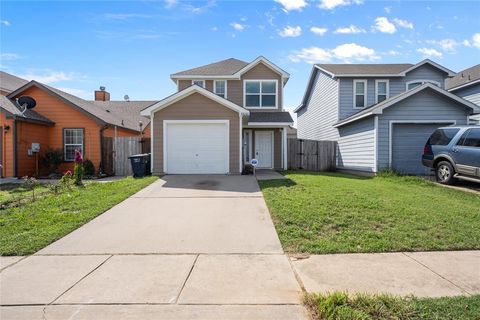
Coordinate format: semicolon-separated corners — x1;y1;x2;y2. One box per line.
73;149;84;186
60;170;74;191
23;176;40;201
41;148;63;174
83;159;95;177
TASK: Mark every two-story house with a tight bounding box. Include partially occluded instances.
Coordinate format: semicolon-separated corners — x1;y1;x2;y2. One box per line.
141;57;293;174
295;59;480;175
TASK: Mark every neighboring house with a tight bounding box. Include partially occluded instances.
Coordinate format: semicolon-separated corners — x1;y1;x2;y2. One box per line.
0;71;29;95
287;125;297;139
1;72;154;177
141;57;293;174
446;64;480;124
295;59;480;175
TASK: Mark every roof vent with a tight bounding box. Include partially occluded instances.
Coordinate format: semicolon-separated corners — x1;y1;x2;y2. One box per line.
124;94;130;102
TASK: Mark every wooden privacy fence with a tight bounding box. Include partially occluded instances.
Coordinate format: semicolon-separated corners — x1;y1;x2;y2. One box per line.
288;139;337;171
102;136;151;176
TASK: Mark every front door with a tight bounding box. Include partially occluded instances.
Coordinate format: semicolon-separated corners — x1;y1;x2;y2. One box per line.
255;131;273;169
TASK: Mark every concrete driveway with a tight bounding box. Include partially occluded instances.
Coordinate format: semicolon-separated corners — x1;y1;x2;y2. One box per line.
1;175;307;319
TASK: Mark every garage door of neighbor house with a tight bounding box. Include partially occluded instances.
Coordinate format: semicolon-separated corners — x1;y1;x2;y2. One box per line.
164;121;229;174
392;123;452;175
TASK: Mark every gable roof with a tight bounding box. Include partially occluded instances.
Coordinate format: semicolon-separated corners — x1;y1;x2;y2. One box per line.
333;83;480;128
0;95;54;125
141;85;249;117
171;56;290;84
248;111;293;124
7;81;148;132
446;64;480;91
91;100;155;130
0;71;29;93
171;58;248;77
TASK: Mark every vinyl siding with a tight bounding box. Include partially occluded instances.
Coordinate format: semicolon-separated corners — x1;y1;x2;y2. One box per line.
337;117;375;172
377;89;469;171
452;83;480;106
152;92;240;174
338;64;450;120
0;112;15;177
15;120;50;177
297;70;339;141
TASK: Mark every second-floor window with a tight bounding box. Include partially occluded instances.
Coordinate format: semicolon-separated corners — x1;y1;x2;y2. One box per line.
192;80;205;88
353;80;367;109
244;80;277;108
375;80;389;103
406;80;440;90
214;80;226;98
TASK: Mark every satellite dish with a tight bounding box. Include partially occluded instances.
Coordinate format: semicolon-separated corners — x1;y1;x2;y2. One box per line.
16;96;37;116
124;95;130;102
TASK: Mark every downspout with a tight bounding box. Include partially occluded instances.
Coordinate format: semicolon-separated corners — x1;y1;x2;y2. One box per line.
13;120;17;177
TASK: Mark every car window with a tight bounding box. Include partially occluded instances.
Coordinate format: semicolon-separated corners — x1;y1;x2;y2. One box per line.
460;129;480;148
428;128;460;145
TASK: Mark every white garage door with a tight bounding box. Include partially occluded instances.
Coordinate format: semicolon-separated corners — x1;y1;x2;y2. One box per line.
164;121;229;174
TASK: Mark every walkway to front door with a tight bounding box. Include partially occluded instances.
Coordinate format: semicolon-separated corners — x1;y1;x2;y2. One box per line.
0;175;308;319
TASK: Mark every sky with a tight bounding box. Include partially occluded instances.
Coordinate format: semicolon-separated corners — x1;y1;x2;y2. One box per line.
1;0;480;120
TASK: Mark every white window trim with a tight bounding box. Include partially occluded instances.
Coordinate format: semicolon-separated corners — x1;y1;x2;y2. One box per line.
162;120;230;174
353;79;368;109
213;80;227;99
243;79;278;109
388;120;456;168
63;128;84;162
405;80;440;91
375;79;389;104
192;79;205;88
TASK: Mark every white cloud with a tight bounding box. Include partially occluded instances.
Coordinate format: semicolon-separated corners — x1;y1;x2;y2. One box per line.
384;6;391;14
164;0;177;8
1;20;10;26
279;25;302;37
470;33;480;49
373;17;396;34
417;48;443;58
334;25;366;34
393;18;414;30
211;26;218;31
16;70;82;84
289;43;378;63
0;53;21;61
318;0;363;10
427;39;459;52
310;27;328;36
275;0;306;11
386;50;400;56
230;22;245;31
57;87;90;99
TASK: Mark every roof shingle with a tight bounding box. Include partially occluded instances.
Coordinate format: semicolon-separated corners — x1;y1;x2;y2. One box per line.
0;71;29;93
316;63;413;76
446;64;480;90
248;111;293;123
172;58;249;76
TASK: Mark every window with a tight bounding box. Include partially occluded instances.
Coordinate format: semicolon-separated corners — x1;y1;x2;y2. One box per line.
428;128;460;145
214;80;226;98
353;80;367;108
458;129;480;147
375;80;389;103
406;80;441;90
244;80;277;108
64;128;84;162
192;80;204;88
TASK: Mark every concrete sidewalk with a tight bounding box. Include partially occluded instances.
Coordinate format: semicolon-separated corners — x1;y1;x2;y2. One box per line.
292;250;480;297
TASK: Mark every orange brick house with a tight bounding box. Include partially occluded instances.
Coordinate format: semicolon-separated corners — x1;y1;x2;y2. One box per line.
1;72;155;178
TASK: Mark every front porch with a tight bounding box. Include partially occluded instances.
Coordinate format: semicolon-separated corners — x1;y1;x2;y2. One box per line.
242;127;288;172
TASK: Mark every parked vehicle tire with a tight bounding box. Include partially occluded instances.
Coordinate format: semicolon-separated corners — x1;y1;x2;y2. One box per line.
435;161;455;185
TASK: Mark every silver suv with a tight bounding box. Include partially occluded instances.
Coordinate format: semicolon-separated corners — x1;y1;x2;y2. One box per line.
422;125;480;184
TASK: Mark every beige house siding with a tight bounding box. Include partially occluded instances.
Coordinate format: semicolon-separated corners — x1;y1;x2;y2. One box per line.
250;128;282;169
178;80;213;91
229;62;283;112
152;92;240;174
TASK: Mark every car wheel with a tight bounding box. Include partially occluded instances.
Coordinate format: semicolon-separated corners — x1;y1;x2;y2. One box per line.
436;161;455;185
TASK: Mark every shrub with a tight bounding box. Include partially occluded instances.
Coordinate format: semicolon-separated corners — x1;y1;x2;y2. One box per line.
41;148;63;174
74;149;83;186
60;170;74;190
22;176;40;201
83;159;95;177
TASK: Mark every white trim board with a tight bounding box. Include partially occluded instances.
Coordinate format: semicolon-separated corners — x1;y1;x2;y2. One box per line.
387;120;456;168
375;79;389;104
353;79;367;109
141;85;249;117
163;120;230;174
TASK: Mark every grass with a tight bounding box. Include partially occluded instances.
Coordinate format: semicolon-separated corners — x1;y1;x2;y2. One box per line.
0;176;158;255
0;183;50;207
304;292;480;320
259;171;480;254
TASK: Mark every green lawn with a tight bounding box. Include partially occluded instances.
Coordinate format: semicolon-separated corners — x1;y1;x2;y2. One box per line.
0;183;50;207
305;292;480;320
259;172;480;254
0;176;158;255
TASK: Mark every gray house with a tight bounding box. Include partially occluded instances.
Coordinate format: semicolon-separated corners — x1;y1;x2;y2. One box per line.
446;64;480;124
295;59;480;175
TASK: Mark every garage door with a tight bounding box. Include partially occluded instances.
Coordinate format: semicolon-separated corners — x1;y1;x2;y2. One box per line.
392;123;452;175
164;121;229;174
